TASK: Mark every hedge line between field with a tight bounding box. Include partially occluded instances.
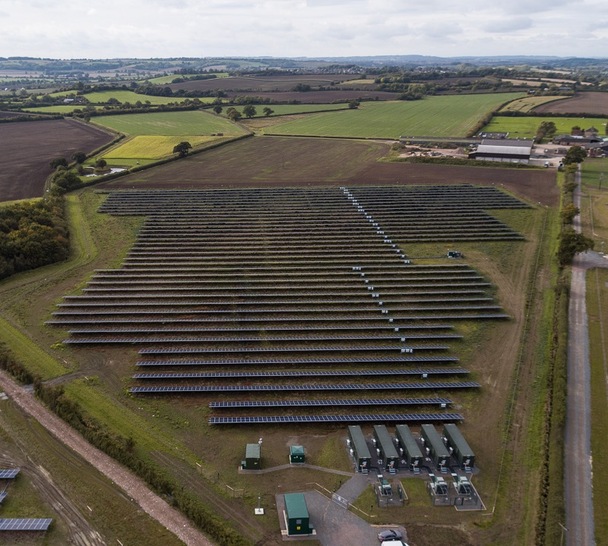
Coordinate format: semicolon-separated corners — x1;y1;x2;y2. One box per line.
495;110;608;119
535;172;574;545
390;156;539;169
0;345;249;546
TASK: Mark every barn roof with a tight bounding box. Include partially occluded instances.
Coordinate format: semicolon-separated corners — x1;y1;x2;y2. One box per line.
475;144;532;156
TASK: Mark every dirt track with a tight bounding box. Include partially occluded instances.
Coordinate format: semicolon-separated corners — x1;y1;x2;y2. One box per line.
0;369;214;546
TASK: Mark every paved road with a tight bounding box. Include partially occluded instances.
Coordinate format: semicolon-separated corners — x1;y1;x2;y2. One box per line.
564;167;608;546
0;370;214;546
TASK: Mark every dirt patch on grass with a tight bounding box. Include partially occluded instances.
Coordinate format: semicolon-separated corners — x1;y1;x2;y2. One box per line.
0;118;113;202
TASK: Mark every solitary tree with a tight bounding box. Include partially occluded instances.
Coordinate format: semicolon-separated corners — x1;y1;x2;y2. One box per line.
263;107;274;117
242;104;257;118
213;105;223;115
172;141;192;158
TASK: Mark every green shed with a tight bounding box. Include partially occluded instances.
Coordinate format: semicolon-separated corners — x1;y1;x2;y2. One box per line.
289;445;305;464
284;493;312;536
241;443;261;470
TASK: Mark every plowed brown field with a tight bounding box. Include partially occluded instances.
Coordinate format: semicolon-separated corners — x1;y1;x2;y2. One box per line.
0;118;113;202
100;135;558;205
533;91;608;116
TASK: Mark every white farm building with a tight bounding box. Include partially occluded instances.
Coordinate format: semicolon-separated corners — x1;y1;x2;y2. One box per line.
469;139;534;164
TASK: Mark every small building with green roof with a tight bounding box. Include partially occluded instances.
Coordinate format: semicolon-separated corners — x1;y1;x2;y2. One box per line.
289;445;305;464
241;443;261;470
284;493;312;536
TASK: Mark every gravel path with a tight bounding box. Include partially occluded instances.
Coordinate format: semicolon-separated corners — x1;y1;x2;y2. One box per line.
0;369;214;546
564;166;608;546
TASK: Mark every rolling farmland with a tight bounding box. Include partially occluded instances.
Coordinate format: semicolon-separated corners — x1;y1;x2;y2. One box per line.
265;93;525;138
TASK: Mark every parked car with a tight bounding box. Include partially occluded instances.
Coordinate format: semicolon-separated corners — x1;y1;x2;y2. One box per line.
378;529;403;542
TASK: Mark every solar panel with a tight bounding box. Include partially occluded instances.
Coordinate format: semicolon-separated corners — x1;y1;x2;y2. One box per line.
129;381;480;393
136;355;460;366
0;469;20;479
133;368;469;380
207;413;464;425
0;518;53;531
209;397;452;408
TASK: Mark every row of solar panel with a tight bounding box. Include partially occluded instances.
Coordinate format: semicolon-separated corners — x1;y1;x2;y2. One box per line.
207;413;465;425
54;311;509;321
0;519;53;532
208;397;452;408
135;355;460;366
133;368;469;379
96;263;471;272
68;331;463;342
133;344;446;353
0;469;20;479
129;381;480;393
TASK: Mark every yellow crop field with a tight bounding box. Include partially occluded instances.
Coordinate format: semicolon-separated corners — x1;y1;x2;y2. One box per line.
103;135;216;160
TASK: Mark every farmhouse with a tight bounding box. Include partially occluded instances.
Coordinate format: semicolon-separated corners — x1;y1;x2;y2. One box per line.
469;138;533;164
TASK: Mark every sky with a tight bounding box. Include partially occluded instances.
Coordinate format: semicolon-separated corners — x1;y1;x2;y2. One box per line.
0;0;607;60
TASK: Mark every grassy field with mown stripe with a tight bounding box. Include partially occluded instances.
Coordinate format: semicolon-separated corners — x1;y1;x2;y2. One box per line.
264;93;525;138
93;110;247;136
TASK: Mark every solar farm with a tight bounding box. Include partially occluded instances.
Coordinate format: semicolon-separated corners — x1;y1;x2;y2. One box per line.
49;184;530;426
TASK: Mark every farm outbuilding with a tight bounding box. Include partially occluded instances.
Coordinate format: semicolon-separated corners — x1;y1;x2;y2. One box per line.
395;424;424;472
347;425;372;473
241;443;261;470
283;493;312;536
421;424;451;472
443;424;475;470
469;138;533;164
289;445;305;464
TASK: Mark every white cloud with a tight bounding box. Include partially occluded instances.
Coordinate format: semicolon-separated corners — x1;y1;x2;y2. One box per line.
0;0;605;58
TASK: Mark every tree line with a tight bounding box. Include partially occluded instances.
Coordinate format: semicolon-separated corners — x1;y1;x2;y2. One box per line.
0;190;70;280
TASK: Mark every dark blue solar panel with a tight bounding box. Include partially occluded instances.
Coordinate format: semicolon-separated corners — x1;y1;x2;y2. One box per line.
136;356;460;366
0;518;53;531
129;381;480;393
0;469;19;479
209;397;452;408
133;368;469;380
207;413;463;424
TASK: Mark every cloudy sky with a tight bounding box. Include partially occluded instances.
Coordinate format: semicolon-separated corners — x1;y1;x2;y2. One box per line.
1;0;607;59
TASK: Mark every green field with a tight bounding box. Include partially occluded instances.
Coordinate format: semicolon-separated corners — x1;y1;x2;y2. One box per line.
49;89;213;105
263;93;524;138
23;105;85;114
482;115;608;139
102;135;221;165
93;110;247;136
